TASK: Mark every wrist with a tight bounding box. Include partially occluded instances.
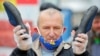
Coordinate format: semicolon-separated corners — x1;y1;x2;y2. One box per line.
74;48;86;55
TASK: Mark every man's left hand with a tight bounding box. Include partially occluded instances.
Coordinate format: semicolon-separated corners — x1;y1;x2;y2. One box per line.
72;31;88;55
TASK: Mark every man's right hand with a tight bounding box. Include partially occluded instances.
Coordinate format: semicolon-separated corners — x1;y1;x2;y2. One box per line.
13;23;32;50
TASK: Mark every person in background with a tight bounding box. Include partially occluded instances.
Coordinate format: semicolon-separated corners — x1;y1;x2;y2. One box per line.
10;3;89;56
87;12;100;56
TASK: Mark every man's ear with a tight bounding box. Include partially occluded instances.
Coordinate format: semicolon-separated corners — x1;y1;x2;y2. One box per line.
63;27;66;33
34;27;38;33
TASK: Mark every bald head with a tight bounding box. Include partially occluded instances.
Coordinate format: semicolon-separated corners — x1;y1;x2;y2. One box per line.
37;8;63;26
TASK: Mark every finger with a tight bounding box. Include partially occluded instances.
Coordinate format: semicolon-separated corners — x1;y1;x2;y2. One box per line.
73;41;83;47
71;30;76;37
16;29;26;36
66;30;76;43
13;25;21;33
25;23;31;34
75;37;85;43
19;34;31;41
77;34;88;40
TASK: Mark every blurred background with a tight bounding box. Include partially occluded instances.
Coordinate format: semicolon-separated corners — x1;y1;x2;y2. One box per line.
0;0;100;56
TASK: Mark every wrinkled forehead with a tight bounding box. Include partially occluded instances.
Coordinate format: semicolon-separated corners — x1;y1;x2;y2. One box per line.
39;8;63;18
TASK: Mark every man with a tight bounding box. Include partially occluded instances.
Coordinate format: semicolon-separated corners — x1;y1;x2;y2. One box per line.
87;12;100;56
10;3;89;56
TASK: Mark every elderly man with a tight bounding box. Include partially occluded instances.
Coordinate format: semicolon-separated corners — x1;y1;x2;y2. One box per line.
10;3;89;56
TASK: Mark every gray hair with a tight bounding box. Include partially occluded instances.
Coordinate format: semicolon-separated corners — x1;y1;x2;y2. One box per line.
36;8;64;27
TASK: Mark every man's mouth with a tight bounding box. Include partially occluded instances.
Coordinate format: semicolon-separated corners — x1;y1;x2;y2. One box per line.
50;40;55;45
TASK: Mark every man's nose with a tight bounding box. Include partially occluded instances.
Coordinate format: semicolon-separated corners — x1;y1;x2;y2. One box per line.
98;22;100;26
49;28;55;37
96;22;100;27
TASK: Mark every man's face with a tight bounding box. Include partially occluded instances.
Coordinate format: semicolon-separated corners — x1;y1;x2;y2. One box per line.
38;9;65;42
92;16;100;33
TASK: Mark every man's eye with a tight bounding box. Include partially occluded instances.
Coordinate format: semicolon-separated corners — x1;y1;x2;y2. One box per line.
54;27;60;29
43;27;50;29
94;21;99;24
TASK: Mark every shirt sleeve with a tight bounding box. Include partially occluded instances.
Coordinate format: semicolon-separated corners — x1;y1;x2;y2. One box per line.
10;48;36;56
75;50;91;56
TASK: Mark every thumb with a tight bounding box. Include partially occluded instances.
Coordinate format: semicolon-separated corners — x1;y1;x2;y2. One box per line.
70;30;75;43
66;30;75;43
25;23;31;34
71;30;75;37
